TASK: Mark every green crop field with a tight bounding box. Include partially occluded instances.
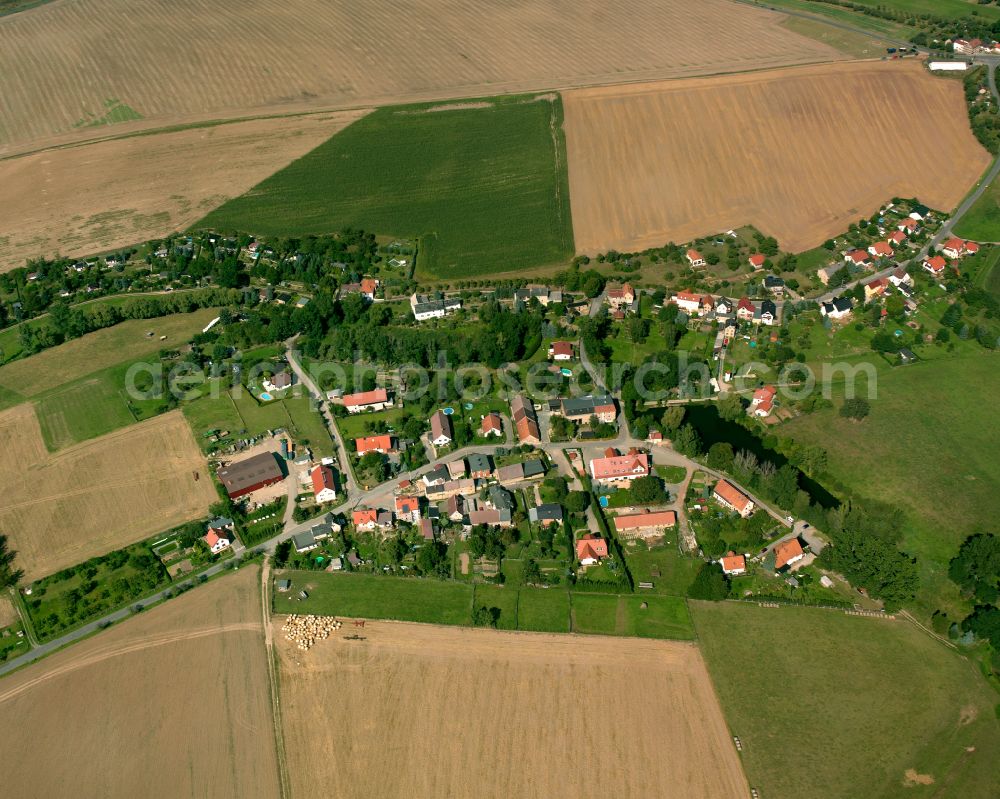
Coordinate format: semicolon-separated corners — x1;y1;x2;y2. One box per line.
692;601;1000;799
781;354;1000;617
34;372;136;450
954;176;1000;242
279;571;473;625
199;95;575;280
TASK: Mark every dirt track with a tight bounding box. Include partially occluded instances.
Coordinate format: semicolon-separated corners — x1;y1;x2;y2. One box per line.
0;568;279;799
275;620;749;799
563;59;991;254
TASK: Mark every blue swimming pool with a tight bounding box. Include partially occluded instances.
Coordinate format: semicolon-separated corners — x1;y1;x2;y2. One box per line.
260;392;273;401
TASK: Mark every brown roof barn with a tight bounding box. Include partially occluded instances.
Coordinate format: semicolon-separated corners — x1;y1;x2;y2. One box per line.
217;452;284;498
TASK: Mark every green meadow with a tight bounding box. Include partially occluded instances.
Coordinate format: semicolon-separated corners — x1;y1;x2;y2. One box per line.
199;95;575;279
693;601;1000;799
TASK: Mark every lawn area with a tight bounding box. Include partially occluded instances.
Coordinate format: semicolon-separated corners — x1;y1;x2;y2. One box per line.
200;95;574;280
762;0;917;35
624;540;700;597
0;309;217;403
334;406;411;440
655;465;687;483
472;584;519;631
692;601;1000;799
780;354;1000;618
515;588;570;633
282;571;473;626
954;168;1000;241
570;592;620;635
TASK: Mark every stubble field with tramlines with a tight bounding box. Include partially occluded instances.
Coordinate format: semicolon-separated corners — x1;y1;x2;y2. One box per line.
0;0;841;153
563;59;991;255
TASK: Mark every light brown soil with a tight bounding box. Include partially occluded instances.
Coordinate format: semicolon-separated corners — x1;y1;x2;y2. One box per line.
0;407;217;581
275;620;749;799
0;594;18;628
0;0;840;153
563;60;991;255
0;567;279;799
0;112;364;270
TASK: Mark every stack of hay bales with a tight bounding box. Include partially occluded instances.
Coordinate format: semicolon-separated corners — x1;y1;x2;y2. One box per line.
281;614;342;650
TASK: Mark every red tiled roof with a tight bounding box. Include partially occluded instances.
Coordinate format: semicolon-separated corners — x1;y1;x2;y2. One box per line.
687;248;703;260
847;249;869;263
737;297;755;313
204;529;227;548
753;385;777;403
888;231;906;244
748;254;765;267
353;509;378;526
925;255;947;272
395;496;419;513
713;479;753;513
721;552;746;573
590;453;650;481
355;434;393;455
550;340;574;358
360;277;379;295
311;464;336;495
869;241;893;257
342;388;388;407
774;538;804;570
481;412;503;435
965;241;980;253
613;510;677;531
942;237;964;252
576;534;610;561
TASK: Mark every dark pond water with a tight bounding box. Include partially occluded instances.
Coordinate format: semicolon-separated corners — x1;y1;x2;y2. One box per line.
683;403;840;510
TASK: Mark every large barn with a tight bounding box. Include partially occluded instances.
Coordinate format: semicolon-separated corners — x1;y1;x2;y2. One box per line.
217;452;284;498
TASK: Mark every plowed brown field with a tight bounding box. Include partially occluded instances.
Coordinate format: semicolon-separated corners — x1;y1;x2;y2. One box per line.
0;407;216;580
0;111;366;270
276;621;749;799
563;60;991;254
0;0;841;152
0;568;279;799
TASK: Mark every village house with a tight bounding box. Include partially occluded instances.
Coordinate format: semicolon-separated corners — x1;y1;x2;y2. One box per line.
863;277;888;302
419;518;435;540
376;510;396;531
480;412;504;438
311;463;338;503
353;508;378;531
672;290;709;315
686;249;706;267
443;494;466;522
559;394;617;424
820;297;853;320
748;253;765;270
756;299;777;326
528;503;564;526
514;286;562;307
888;267;912;288
897;218;919;234
410;292;461;321
342;388;390;414
713;479;755;517
467;453;493;480
647;429;664;445
589;449;650;484
355;434;396;457
421;464;451;488
763;275;784;296
395;496;421;524
548;340;574;361
715;297;734;319
430;410;454;447
941;238;979;260
204;518;234;554
613;509;677;539
576;534;610;566
447;459;467;480
867;241;894;260
736;297;755;321
605;282;636;310
720;551;747;576
262;371;294;393
359;277;380;300
888;230;906;247
750;385;776;417
844;249;870;268
923;255;947;276
511;395;541;445
774;538;805;571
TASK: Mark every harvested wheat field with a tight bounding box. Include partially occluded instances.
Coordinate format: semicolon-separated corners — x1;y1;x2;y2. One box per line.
0;594;18;628
0;406;216;580
564;60;991;254
276;621;748;799
0;0;841;152
0;111;365;270
0;567;279;799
